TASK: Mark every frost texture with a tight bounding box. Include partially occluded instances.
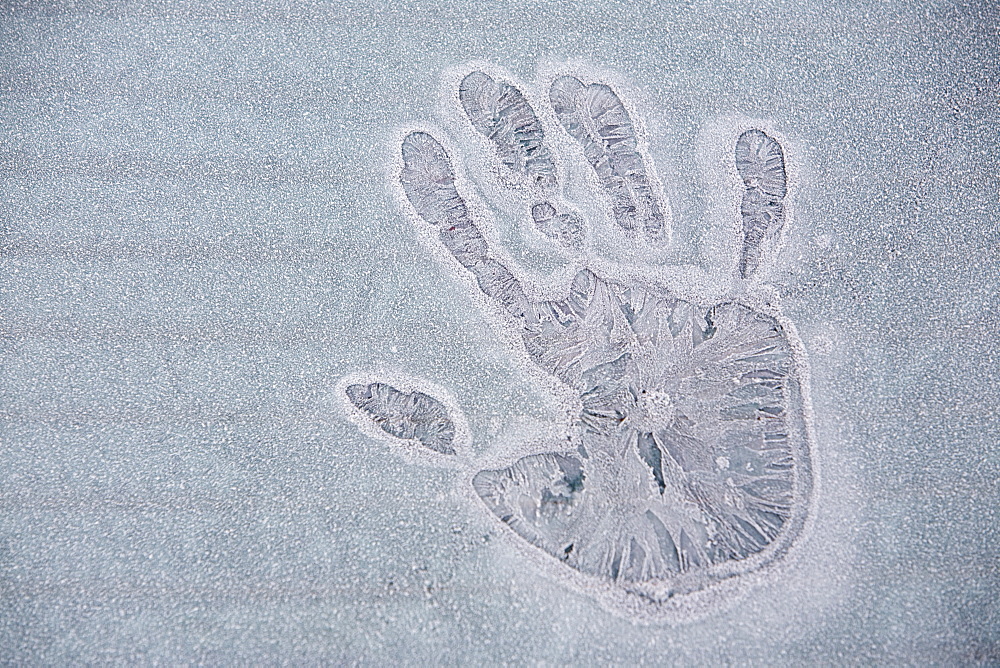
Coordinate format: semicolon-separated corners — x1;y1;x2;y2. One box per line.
460;71;557;190
735;129;787;278
346;382;457;455
401;131;529;318
549;75;667;241
531;201;584;249
399;117;811;602
478;279;807;591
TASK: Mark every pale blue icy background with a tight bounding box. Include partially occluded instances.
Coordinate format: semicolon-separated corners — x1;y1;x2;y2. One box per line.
1;1;998;664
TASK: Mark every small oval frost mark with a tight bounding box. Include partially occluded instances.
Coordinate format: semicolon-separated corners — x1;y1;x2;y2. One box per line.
346;381;458;455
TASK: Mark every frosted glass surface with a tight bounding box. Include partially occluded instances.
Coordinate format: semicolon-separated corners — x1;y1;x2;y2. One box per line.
1;1;997;663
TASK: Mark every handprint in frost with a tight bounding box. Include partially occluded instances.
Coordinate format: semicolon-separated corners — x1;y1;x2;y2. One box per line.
352;69;813;615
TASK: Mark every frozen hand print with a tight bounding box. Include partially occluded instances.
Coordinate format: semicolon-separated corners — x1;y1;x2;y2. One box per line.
346;66;814;620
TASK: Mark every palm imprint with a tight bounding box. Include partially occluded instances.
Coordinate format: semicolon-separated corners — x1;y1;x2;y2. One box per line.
349;68;813;616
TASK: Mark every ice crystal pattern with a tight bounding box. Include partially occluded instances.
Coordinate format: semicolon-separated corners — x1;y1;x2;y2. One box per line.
393;71;810;606
346;382;457;455
549;75;667;241
735;129;788;278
